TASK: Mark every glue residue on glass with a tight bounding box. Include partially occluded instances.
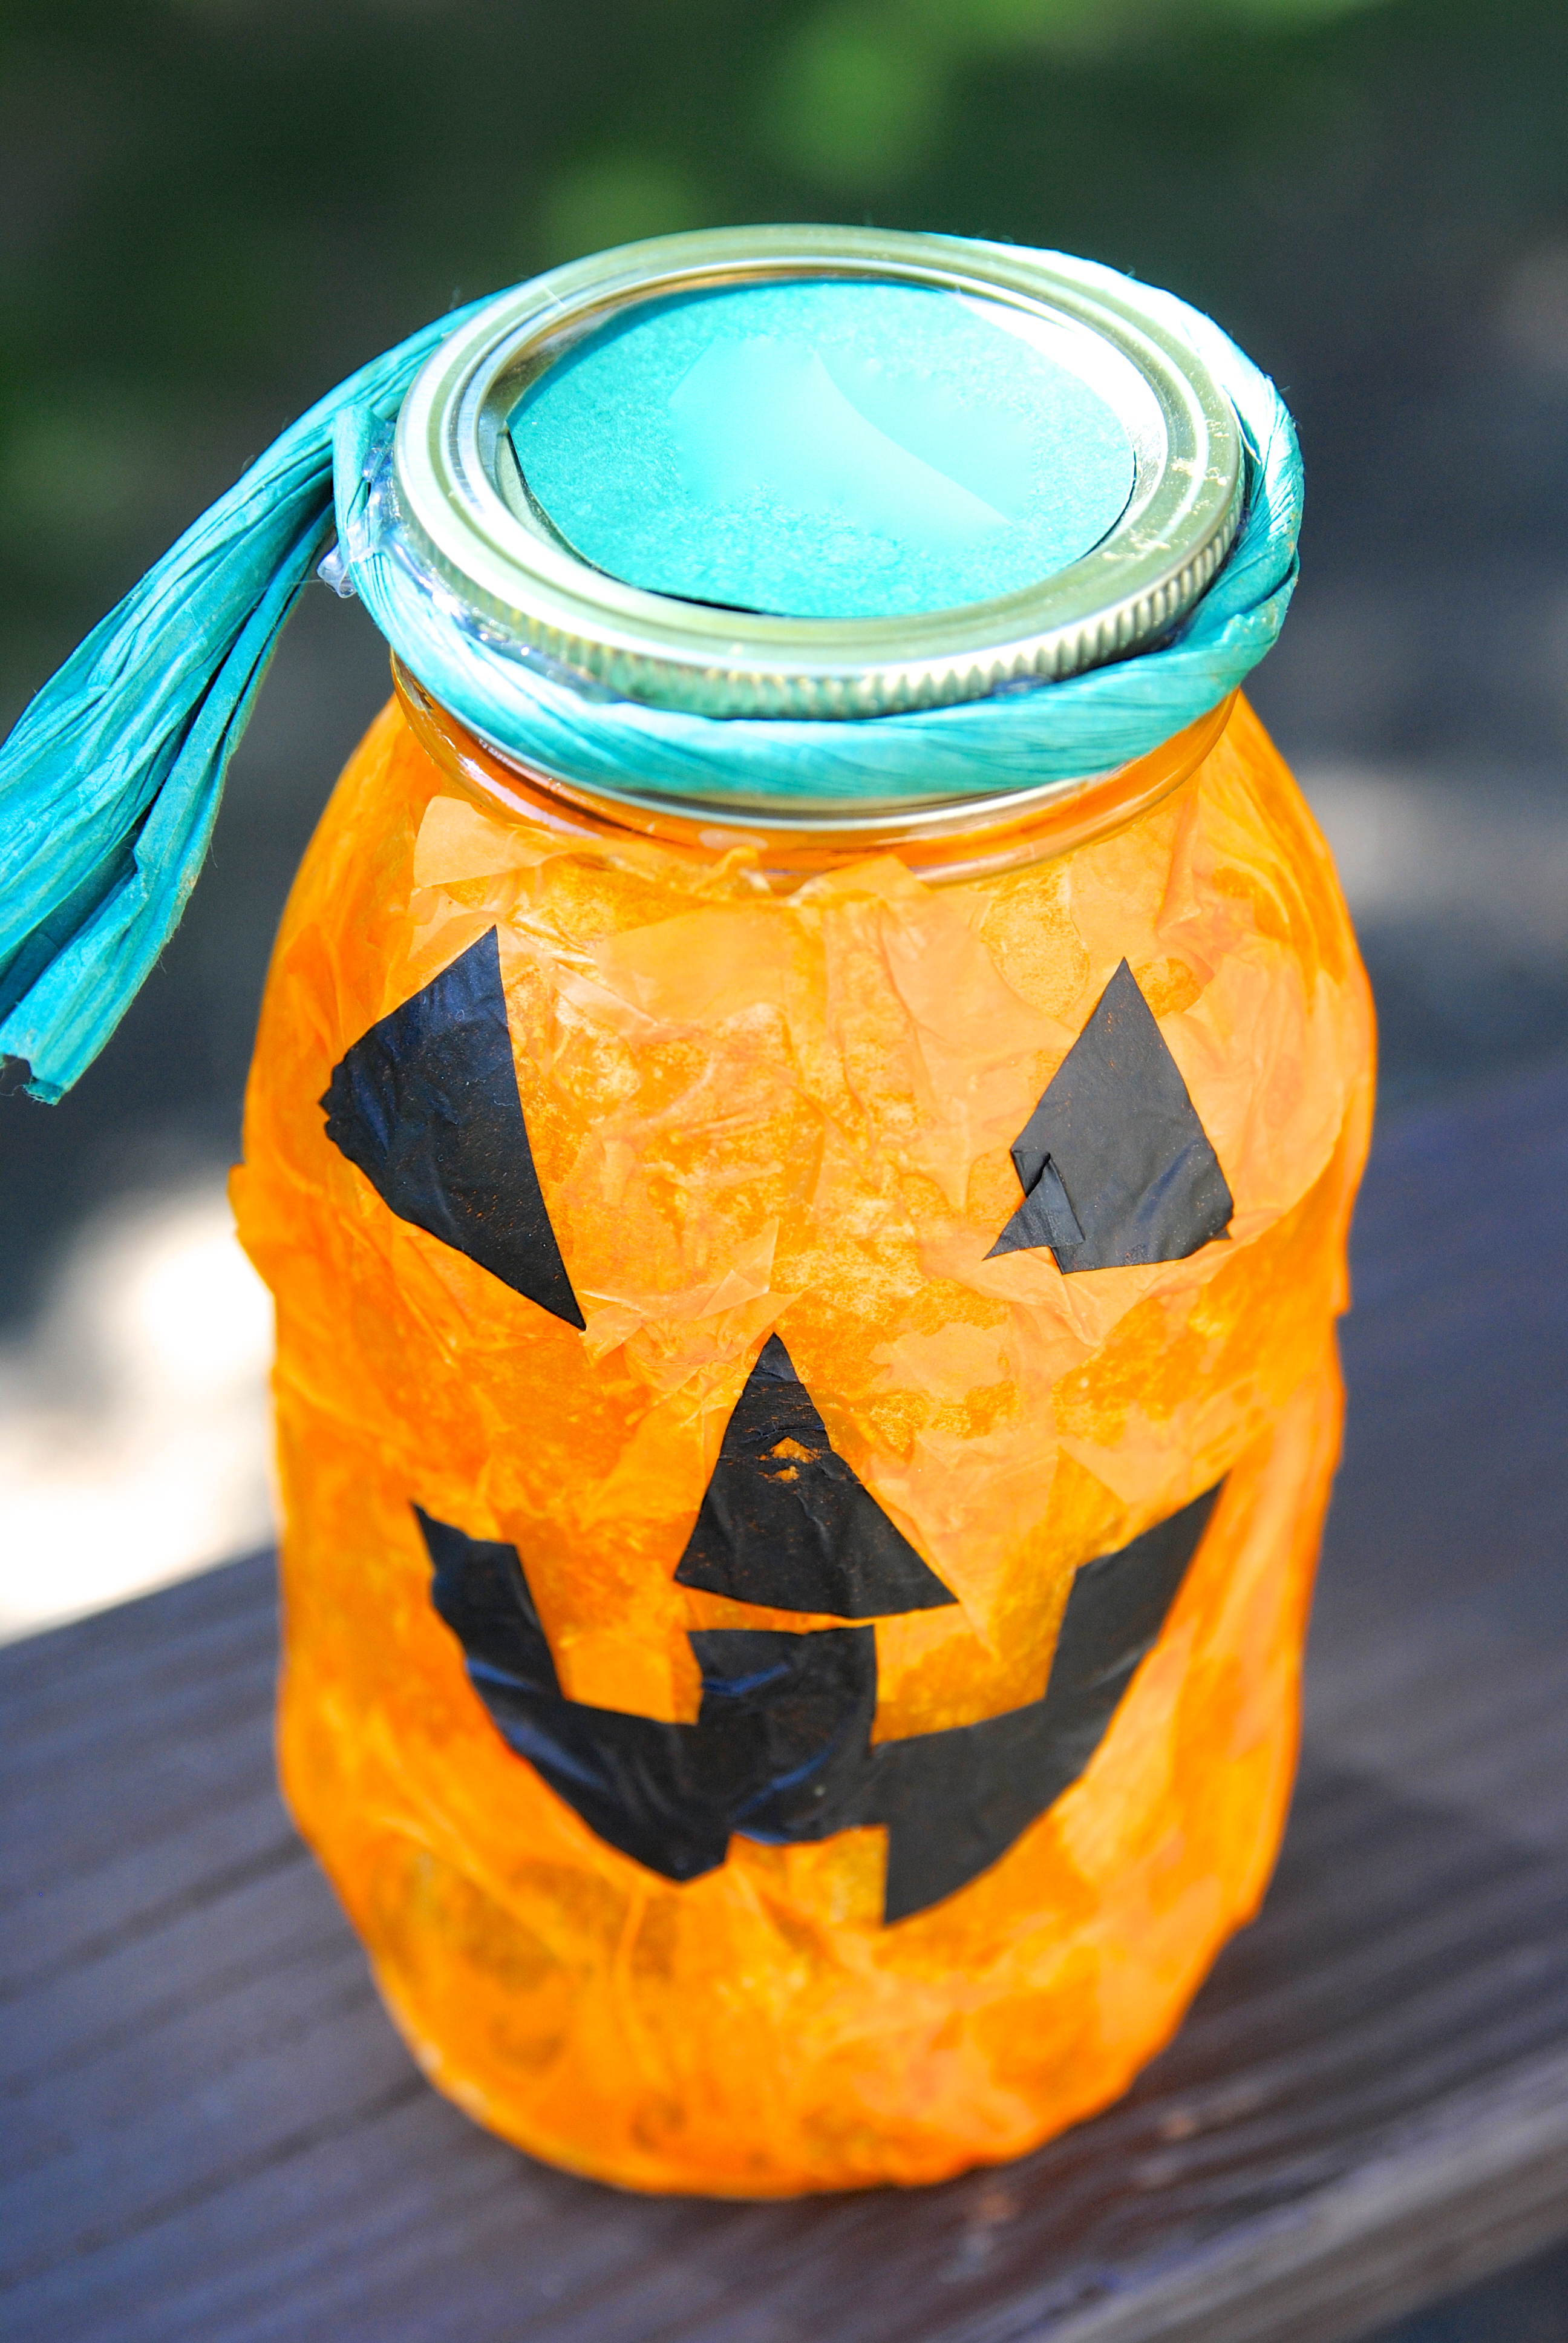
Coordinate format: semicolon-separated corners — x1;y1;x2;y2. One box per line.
509;279;1136;621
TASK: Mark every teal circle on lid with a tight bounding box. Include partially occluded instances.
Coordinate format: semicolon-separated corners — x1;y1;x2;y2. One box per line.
509;278;1137;623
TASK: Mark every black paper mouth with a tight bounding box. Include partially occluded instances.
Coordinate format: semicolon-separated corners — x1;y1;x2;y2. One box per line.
418;1480;1222;1924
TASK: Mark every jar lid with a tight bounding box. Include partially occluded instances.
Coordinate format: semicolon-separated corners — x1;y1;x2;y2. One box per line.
393;227;1244;722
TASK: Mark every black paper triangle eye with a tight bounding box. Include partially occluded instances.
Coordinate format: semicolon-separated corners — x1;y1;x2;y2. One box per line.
987;960;1232;1273
321;929;585;1329
673;1334;957;1617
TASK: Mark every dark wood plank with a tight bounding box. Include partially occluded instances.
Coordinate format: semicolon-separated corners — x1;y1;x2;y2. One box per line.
3;1055;1567;2343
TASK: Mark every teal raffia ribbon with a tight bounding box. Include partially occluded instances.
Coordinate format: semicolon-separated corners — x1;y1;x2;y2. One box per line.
0;295;494;1104
0;250;1301;1105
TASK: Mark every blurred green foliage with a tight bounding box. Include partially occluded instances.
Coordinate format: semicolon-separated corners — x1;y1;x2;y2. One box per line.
0;0;1564;712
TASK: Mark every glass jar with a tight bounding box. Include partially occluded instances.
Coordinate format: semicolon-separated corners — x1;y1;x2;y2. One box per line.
232;229;1373;2194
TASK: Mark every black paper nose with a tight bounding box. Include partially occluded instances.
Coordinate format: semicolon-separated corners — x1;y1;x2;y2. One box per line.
673;1335;958;1618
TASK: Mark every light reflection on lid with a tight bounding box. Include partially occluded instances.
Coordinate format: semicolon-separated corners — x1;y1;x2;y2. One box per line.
509;279;1135;621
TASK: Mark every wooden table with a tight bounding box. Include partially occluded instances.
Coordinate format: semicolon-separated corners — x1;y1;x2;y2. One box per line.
6;1058;1568;2343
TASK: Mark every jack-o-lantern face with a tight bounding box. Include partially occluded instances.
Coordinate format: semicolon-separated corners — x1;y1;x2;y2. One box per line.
321;925;1232;1922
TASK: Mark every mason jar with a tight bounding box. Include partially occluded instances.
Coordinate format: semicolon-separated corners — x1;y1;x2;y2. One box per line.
232;228;1373;2194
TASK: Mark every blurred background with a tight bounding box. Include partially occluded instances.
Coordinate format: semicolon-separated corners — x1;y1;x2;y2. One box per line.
1;0;1566;1634
3;8;1568;2332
